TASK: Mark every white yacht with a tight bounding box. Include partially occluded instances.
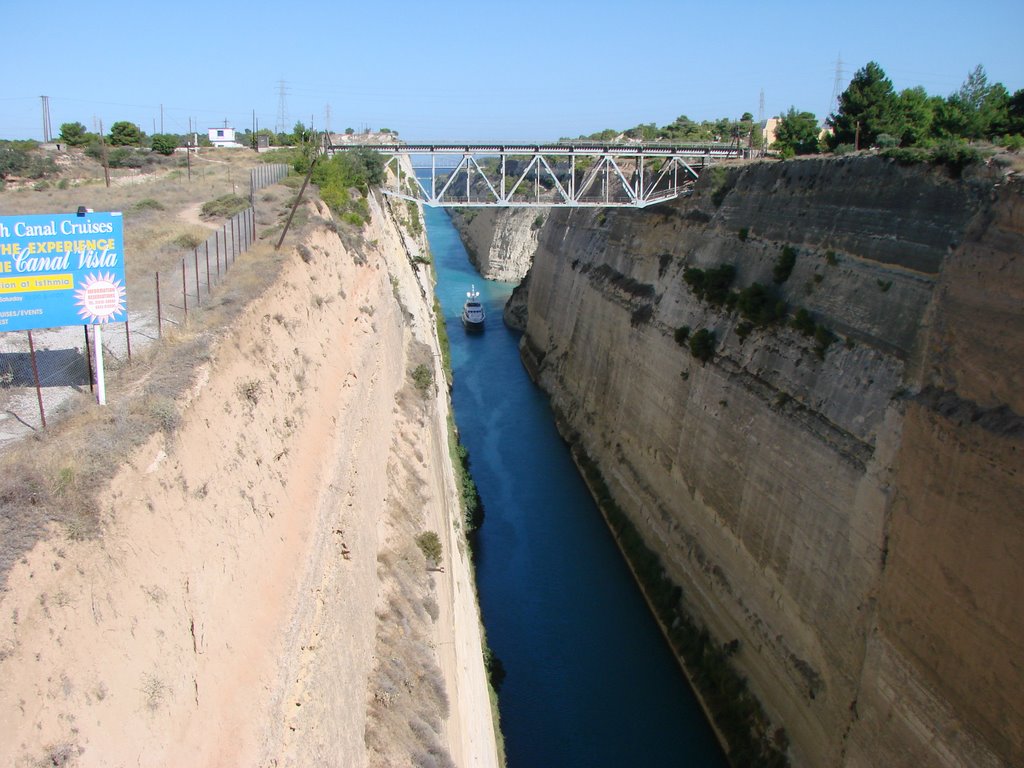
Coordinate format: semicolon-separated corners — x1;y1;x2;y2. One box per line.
461;285;485;331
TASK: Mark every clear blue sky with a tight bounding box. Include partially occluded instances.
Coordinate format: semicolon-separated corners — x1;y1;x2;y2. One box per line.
3;0;1021;142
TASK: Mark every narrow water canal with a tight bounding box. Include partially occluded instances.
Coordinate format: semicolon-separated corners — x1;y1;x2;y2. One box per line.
424;206;727;768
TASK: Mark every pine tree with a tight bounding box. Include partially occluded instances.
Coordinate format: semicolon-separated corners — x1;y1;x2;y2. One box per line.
826;62;901;149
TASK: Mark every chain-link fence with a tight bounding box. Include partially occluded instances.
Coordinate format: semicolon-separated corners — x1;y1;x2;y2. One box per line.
251;163;289;199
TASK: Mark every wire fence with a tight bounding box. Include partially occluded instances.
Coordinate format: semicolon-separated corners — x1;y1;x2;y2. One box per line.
251;163;289;199
156;207;255;333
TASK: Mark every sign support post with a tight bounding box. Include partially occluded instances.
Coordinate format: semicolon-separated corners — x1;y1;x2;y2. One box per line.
94;324;106;405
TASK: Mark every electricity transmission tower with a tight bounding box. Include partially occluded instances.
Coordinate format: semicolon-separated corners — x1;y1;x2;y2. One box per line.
276;79;289;134
827;55;845;121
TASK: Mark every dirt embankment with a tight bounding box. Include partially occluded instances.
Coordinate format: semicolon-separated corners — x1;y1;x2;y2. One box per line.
0;192;498;767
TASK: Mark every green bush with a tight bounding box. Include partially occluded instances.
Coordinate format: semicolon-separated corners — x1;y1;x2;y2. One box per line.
683;264;736;305
791;307;816;335
930;140;982;177
107;146;144;168
689;328;715;362
772;247;797;284
881;147;930;165
0;140;54;180
736;283;785;326
411;363;432;393
737;227;748;241
150;133;179;156
201;194;250;218
813;325;835;359
1002;134;1024;151
674;326;690;346
406;200;423;236
415;531;443;565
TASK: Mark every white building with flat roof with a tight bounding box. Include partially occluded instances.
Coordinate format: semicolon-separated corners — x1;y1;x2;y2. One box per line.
208;127;243;148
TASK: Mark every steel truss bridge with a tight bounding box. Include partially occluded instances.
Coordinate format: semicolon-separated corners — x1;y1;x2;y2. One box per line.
326;142;746;209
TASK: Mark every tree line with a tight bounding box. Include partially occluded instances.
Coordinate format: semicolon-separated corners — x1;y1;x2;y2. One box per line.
773;62;1023;158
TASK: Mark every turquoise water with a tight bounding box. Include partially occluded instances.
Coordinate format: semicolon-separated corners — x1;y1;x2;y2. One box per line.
424;205;727;768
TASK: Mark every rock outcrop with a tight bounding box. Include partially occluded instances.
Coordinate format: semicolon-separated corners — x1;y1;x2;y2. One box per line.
510;155;1023;766
449;208;541;282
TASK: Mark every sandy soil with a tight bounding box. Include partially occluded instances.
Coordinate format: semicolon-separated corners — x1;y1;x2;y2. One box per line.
0;191;498;766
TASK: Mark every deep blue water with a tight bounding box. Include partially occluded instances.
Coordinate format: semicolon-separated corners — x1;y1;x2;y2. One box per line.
424;205;727;768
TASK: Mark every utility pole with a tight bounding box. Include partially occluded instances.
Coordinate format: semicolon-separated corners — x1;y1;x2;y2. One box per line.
758;89;766;155
160;103;164;134
98;119;110;188
187;118;192;181
855;120;861;152
40;96;52;143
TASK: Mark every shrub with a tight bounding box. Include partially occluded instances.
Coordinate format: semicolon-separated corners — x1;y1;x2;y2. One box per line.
735;283;785;327
791;307;816;335
930;140;982;178
150;133;179;155
415;531;443;565
689;328;715;362
1003;134;1024;152
133;198;165;211
833;143;856;155
107;146;145;168
737;227;748;241
708;166;734;207
881;146;930;165
0;140;54;180
772;246;796;284
875;133;899;148
735;321;755;341
411;364;432;394
171;232;204;249
201;194;250;218
814;325;835;359
683;264;736;305
406;201;423;236
674;326;690;346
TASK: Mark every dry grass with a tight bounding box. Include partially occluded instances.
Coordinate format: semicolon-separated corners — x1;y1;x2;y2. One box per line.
365;381;455;768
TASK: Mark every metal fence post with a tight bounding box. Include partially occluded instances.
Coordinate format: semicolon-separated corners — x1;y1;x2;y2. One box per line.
182;258;188;318
27;331;46;429
156;271;162;338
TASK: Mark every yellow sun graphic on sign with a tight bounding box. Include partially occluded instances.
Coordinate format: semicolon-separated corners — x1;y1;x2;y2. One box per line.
73;272;127;323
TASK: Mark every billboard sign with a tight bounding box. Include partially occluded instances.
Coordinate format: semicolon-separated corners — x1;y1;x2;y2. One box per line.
0;211;127;332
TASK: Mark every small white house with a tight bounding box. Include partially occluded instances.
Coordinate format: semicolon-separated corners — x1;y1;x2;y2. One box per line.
207;127;243;148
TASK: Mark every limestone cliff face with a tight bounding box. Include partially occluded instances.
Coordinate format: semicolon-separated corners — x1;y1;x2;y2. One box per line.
449;208;541;282
512;156;1023;767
